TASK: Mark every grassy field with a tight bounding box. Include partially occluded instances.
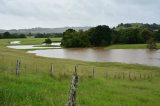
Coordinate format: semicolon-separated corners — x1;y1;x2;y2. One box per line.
0;38;160;106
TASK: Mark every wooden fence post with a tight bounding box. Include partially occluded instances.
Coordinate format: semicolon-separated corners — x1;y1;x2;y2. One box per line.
114;73;117;79
92;67;95;78
147;74;150;79
134;73;136;80
16;60;21;76
68;66;79;106
118;73;121;79
106;72;108;79
144;74;146;79
50;64;54;75
35;64;38;72
151;73;153;78
140;74;142;79
129;72;131;80
123;72;125;79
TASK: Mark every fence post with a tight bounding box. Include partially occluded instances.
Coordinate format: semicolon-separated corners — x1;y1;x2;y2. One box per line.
134;73;136;80
106;72;108;79
151;73;153;78
114;74;117;79
144;74;146;79
92;67;95;78
68;66;79;106
50;64;54;76
147;74;150;79
35;64;38;72
16;60;21;76
140;74;142;79
118;73;121;79
129;72;131;80
123;72;125;79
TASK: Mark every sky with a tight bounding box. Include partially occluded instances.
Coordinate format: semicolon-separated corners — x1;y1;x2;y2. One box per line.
0;0;160;29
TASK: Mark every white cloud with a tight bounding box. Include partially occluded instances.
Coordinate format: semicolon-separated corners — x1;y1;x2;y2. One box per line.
0;0;160;29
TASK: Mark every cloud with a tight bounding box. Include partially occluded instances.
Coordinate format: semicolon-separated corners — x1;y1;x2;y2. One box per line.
0;0;159;29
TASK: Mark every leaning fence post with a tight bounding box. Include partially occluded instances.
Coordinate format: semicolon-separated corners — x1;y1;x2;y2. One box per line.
68;66;79;106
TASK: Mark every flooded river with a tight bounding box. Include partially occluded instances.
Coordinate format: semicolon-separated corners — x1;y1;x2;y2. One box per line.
28;48;160;67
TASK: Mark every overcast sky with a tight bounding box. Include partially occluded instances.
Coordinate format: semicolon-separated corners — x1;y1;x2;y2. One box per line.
0;0;160;29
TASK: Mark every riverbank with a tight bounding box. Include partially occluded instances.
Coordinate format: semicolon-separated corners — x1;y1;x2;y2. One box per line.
0;41;160;105
1;38;160;49
0;37;62;46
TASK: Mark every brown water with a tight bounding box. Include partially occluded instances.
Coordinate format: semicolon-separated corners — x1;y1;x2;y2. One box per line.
28;48;160;67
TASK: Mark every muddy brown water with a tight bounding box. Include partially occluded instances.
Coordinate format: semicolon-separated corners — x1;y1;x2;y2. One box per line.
28;48;160;67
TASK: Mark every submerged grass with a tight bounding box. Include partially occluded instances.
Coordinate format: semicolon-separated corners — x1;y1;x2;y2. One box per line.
106;43;160;49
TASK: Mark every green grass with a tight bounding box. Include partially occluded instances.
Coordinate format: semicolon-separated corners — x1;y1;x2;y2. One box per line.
0;38;160;106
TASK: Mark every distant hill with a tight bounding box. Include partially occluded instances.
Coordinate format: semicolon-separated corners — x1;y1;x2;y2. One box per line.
0;27;92;34
116;23;160;31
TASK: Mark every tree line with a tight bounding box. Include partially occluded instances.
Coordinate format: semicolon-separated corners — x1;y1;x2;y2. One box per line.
61;25;112;47
61;25;160;49
0;32;26;39
116;23;160;31
0;32;63;39
34;33;62;38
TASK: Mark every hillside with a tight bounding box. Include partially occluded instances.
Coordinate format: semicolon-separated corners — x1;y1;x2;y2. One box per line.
116;23;160;30
0;27;91;34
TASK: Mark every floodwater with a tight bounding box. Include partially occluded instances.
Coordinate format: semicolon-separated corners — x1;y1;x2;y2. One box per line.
7;43;61;49
10;41;21;44
28;48;160;67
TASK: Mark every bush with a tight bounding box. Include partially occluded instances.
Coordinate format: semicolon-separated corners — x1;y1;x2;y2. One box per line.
147;38;157;49
44;38;52;44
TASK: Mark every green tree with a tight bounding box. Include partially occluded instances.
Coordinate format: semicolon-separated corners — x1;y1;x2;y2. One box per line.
0;34;2;39
141;29;158;49
61;29;90;48
155;29;160;42
63;29;76;36
88;25;112;46
61;29;76;47
3;32;12;38
140;29;153;43
44;38;52;44
117;28;144;44
147;38;157;49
